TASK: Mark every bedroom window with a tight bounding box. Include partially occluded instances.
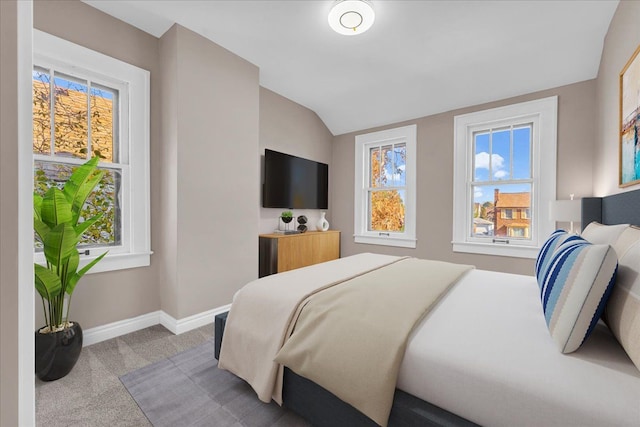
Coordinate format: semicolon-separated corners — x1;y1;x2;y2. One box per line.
452;97;557;258
33;30;151;273
354;124;416;248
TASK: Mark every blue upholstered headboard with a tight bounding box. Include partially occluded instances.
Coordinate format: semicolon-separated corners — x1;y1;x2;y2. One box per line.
582;188;640;229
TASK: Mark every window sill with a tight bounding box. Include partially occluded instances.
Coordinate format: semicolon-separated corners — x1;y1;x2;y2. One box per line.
452;241;538;259
354;234;416;248
34;251;152;274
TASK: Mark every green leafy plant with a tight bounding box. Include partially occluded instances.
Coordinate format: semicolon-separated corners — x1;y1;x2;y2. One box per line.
281;210;293;224
33;156;108;333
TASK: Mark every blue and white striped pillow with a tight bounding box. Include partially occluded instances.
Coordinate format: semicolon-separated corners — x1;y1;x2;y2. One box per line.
538;238;618;353
535;230;583;287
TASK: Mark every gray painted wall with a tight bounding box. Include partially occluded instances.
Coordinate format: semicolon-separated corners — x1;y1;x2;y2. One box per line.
594;0;640;196
1;1;21;424
259;87;333;234
160;25;260;319
330;80;597;276
158;25;180;318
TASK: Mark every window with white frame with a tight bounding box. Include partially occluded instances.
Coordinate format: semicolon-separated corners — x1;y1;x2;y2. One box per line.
33;30;150;273
452;97;557;259
354;124;416;248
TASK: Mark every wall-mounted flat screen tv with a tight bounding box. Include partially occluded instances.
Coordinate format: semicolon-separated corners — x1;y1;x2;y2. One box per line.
262;149;328;209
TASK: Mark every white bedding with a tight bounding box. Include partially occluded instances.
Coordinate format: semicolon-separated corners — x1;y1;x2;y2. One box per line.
398;269;640;427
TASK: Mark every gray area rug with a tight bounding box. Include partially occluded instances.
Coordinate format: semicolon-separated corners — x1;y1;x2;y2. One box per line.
120;340;310;427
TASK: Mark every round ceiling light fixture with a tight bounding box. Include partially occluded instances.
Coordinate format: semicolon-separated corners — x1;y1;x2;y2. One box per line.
328;0;375;36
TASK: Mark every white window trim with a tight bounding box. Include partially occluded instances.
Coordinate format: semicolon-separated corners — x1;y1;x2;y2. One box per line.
33;30;151;273
354;124;417;248
452;96;557;259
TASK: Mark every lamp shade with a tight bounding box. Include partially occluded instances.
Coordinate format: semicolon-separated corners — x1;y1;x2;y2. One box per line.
549;199;581;222
328;0;375;36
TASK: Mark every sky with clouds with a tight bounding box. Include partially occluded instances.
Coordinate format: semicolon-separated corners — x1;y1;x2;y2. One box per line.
473;127;531;204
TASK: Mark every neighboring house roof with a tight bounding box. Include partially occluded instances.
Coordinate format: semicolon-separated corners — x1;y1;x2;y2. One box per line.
473;217;494;225
495;192;530;208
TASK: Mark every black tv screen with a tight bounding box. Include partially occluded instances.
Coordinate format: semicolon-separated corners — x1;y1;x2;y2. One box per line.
263;149;328;209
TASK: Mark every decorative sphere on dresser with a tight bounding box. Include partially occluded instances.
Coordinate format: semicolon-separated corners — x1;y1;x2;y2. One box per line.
297;215;308;233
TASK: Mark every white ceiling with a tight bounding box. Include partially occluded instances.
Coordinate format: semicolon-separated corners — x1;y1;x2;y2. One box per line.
83;0;618;136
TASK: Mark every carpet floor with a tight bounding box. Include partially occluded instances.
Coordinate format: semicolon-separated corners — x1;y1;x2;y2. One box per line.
35;323;308;426
120;340;310;427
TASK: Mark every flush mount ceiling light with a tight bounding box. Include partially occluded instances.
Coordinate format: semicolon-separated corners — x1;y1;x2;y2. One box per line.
328;0;375;36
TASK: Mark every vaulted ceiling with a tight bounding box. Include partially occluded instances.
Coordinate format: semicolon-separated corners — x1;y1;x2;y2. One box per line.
83;0;618;135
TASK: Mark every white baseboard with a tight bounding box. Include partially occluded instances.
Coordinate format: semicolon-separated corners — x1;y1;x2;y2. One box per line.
83;311;162;347
82;304;231;347
159;304;232;335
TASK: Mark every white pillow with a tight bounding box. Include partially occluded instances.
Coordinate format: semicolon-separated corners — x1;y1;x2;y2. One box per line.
612;225;640;258
605;226;640;371
581;222;629;249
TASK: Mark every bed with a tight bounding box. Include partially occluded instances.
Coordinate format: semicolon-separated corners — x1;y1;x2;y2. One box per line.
216;189;640;427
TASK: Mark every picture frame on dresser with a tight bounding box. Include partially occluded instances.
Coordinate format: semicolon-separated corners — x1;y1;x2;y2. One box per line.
619;44;640;187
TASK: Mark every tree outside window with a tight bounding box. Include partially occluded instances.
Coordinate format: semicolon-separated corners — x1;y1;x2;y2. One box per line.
368;143;406;232
354;124;416;248
32;67;121;250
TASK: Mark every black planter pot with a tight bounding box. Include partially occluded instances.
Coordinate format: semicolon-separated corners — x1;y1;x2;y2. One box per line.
35;322;83;381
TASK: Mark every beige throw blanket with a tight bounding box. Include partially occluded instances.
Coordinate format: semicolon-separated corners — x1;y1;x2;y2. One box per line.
274;258;472;426
217;253;405;404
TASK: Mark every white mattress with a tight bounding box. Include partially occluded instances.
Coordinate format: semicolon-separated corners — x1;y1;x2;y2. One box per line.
397;269;640;427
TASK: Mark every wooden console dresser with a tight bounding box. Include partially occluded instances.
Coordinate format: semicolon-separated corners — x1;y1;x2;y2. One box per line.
259;230;340;277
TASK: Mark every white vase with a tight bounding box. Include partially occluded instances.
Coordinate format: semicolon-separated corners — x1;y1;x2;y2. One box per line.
316;212;329;232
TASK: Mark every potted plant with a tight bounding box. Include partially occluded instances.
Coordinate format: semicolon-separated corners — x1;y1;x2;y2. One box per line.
280;210;294;224
280;210;294;232
33;156;108;381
